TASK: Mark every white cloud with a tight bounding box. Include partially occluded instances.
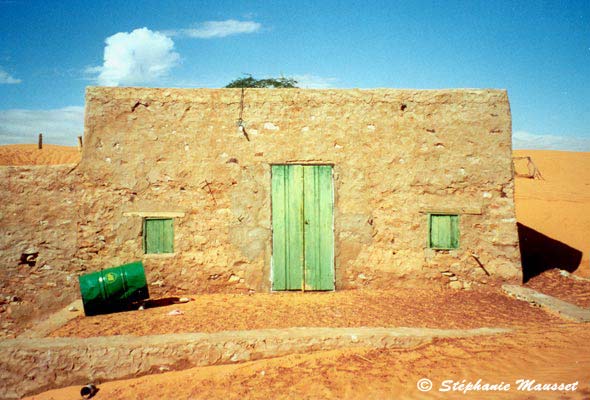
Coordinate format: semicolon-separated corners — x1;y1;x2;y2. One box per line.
166;20;261;39
88;27;180;86
0;66;21;84
0;106;84;145
513;130;590;152
293;74;338;89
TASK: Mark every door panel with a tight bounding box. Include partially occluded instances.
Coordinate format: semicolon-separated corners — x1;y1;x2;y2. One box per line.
271;165;304;290
303;165;334;290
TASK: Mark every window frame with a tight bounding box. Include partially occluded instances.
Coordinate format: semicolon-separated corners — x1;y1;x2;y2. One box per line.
143;217;175;255
427;213;460;250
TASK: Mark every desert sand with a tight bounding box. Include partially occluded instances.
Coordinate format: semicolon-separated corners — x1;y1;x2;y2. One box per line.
49;289;563;338
0;144;80;165
27;323;590;400
6;146;590;399
514;150;590;272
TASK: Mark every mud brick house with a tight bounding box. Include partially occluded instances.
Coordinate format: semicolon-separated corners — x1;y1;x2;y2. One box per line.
78;87;521;292
0;87;522;319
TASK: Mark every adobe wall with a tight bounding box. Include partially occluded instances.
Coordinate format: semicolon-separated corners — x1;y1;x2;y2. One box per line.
77;87;522;293
0;166;81;336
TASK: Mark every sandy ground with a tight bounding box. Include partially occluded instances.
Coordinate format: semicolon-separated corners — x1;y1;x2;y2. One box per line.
28;322;590;400
50;289;563;338
525;269;590;308
0;144;80;165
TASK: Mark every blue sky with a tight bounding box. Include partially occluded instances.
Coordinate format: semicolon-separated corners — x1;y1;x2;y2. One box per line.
0;0;588;150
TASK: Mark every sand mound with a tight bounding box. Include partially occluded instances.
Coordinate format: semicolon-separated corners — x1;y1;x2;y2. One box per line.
26;323;590;400
514;150;590;271
0;144;80;165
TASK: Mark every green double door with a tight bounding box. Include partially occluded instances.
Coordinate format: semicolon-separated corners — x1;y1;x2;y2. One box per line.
271;165;334;291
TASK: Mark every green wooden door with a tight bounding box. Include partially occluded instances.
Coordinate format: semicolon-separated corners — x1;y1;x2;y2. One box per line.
271;165;334;291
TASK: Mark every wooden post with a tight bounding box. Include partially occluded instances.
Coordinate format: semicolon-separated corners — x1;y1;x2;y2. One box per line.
38;133;43;150
77;136;83;151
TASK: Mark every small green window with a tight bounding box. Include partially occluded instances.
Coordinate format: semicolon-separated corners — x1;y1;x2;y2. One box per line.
429;214;459;249
143;218;174;254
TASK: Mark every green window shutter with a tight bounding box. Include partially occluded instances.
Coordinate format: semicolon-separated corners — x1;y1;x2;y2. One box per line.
161;218;174;253
429;214;459;249
144;218;174;254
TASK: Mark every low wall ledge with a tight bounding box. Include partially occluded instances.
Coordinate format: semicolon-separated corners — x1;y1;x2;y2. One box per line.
419;207;483;215
123;211;186;218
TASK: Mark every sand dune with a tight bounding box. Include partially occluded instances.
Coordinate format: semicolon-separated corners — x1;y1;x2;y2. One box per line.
514;150;590;271
0;144;80;165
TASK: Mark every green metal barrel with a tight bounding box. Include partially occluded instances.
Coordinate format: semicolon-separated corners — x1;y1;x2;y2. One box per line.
78;261;149;316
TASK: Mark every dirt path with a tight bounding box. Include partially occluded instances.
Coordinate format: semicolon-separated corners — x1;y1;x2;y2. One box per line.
28;322;590;400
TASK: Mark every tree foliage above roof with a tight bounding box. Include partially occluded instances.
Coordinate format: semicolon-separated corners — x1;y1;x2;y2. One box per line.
225;75;298;88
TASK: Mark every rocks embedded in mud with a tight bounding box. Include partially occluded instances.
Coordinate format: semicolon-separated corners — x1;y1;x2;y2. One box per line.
1;295;21;304
449;281;463;290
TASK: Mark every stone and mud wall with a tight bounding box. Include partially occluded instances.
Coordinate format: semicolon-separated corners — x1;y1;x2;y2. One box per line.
78;87;521;292
0;166;81;334
0;88;522;329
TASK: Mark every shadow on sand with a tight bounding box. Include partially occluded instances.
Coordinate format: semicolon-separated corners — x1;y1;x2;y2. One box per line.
143;297;183;308
85;297;185;316
517;222;583;283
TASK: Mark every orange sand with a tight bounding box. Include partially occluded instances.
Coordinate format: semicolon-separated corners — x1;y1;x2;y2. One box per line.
49;289;563;338
514;150;590;271
27;323;590;400
0;144;80;165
